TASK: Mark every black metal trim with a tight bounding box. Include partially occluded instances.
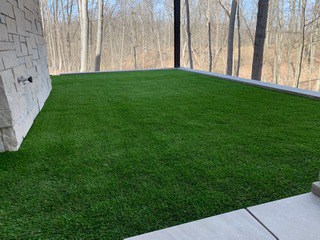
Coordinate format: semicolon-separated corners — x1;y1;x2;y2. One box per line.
174;0;181;68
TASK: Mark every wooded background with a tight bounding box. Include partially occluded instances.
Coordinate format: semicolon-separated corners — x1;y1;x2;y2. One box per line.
40;0;320;91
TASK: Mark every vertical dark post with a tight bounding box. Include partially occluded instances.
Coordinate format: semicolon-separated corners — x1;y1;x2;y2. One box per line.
174;0;181;68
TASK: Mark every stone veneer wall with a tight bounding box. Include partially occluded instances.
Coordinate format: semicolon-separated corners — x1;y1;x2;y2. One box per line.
0;0;51;151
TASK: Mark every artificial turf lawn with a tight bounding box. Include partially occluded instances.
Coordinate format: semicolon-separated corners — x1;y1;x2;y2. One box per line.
0;70;319;239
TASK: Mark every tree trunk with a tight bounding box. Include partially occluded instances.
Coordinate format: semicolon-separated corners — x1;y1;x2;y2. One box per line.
94;0;104;71
133;46;137;70
66;0;74;71
236;1;241;77
185;0;193;69
108;19;115;70
295;0;306;88
251;0;269;81
273;0;281;84
78;0;89;72
120;0;127;70
226;0;238;75
286;0;296;85
308;0;319;90
308;34;315;90
120;25;125;70
206;0;212;72
315;65;320;91
157;30;164;68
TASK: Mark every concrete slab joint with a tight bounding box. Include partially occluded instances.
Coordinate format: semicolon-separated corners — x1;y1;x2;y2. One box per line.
0;0;51;152
125;191;320;240
125;209;276;240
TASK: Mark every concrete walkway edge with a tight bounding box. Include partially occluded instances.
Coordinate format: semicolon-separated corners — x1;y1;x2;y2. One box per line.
179;67;320;100
60;68;175;76
125;184;320;240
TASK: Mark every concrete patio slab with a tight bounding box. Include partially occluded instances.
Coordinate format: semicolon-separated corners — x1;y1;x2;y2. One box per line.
125;209;276;240
248;193;320;240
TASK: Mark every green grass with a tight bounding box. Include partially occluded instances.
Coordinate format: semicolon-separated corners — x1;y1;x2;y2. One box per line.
0;70;319;239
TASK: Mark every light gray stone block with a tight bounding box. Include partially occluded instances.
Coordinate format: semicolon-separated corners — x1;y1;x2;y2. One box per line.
6;17;17;34
21;42;28;56
0;14;6;24
0;0;51;152
10;95;28;126
0;57;4;71
14;7;29;36
38;45;47;59
2;127;20;151
312;182;320;198
0;77;10;110
0;1;14;18
248;193;320;240
125;210;275;240
0;110;13;127
0;69;17;97
1;51;18;69
25;56;33;69
0;133;4;152
0;41;15;51
13;103;38;139
17;0;24;10
0;24;9;41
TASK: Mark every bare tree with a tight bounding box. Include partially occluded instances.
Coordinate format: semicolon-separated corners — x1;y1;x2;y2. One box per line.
78;0;89;72
40;0;320;92
66;0;75;71
94;0;104;71
251;0;269;81
185;0;193;69
236;1;241;77
316;66;320;91
226;0;238;75
295;0;307;88
206;0;212;72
